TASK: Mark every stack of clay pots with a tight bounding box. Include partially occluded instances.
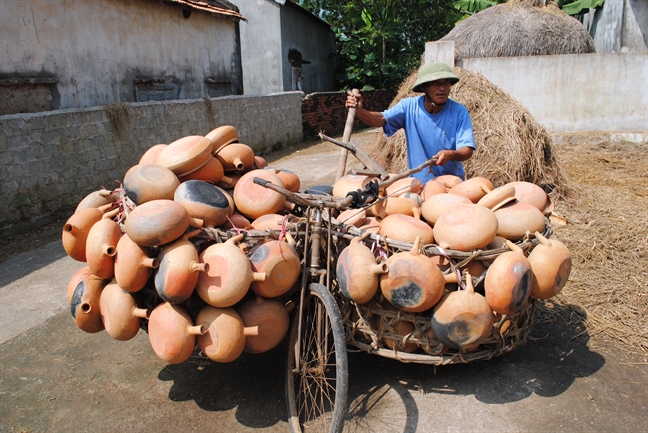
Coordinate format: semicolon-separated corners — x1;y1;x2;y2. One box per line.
62;125;298;365
333;172;572;353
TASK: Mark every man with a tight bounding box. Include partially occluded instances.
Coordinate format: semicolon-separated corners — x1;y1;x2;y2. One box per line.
346;61;475;183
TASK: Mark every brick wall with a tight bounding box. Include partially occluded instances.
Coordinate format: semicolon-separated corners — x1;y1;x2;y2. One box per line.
301;89;395;140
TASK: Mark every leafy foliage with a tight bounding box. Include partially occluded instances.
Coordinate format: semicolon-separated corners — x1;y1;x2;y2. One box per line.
296;0;463;91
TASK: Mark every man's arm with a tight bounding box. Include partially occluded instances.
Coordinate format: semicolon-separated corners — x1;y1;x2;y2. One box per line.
433;146;474;166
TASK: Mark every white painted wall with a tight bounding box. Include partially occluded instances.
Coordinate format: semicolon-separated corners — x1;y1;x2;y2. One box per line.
1;0;242;109
461;52;648;133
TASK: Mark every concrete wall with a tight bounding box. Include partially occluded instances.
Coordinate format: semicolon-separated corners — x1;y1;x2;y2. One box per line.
235;0;284;95
461;51;648;133
0;92;302;237
0;0;243;112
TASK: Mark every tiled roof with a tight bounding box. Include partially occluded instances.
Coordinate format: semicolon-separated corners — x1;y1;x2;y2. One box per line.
161;0;246;21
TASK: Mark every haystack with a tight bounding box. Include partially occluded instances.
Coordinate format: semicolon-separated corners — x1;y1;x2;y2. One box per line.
440;0;595;60
372;67;574;198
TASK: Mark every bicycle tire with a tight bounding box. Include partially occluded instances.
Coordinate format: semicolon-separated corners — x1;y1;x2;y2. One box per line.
286;283;349;433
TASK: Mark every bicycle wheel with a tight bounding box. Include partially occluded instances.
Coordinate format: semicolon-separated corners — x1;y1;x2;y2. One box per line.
286;283;348;433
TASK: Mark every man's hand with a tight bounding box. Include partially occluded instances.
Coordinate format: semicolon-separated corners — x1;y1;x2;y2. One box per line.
345;89;362;110
432;147;474;166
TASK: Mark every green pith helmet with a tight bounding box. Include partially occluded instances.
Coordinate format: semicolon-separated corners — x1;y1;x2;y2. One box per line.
412;62;459;92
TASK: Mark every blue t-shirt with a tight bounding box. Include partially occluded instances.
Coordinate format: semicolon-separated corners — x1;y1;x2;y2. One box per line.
382;96;475;183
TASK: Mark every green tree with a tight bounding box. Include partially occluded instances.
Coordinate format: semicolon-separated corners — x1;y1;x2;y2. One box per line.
296;0;463;91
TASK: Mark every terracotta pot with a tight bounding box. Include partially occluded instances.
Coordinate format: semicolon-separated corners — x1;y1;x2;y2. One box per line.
528;231;572;299
174;180;233;228
75;189;115;213
233;169;292;220
214;142;255;171
238;297;289;354
337;234;388;304
123;164;180;205
249;238;300;298
332;174;377;198
197;234;266;307
420;180;448;200
157;136;213;176
69;271;108;333
62;205;110;262
138;144;168;165
196;305;258;363
434;175;463;189
420;193;472;225
67;266;95;304
250;214;285;231
124;199;202;247
460;260;487;279
99;280;150;341
217;173;239;190
380;237;453;312
494;201;546;241
448;176;493;203
148;302;205;364
85;209;122;280
370;196;420;219
220;213;252;231
509;181;548;211
430;272;494;351
487;236;509;250
477;184;516;211
381;319;418;353
384;177;422;196
433;204;498;251
358;216;381;233
178;156;225;184
154;230;207;303
378;212;434;245
484;240;533;315
205;125;239;149
253;155;268;169
114;233;159;293
274;167;301;193
336;208;367;227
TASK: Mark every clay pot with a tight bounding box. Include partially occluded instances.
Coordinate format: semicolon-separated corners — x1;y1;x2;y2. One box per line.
220;213;252;231
420;193;472;225
477;184;516;211
384;177;422;196
370;197;420;219
434;175;463;189
253;155;268;169
217;173;240;190
196;305;258;363
433;204;498;251
274;168;301;193
114;234;159;293
154;230;207;303
332;174;377;198
380;237;453;312
381;319;418;353
494;201;546;241
99;280;150;341
249;238;300;298
75;189;115;213
205;125;239;149
148;302;205;364
178;156;225;184
430;272;494;351
528;231;572;299
420;180;448;200
378;212;434;245
509;181;548;211
197;234;266;307
238;297;289;353
138;144;168;165
67;266;95;304
336;208;367;227
460;260;487;279
399;192;423;206
484;240;533;315
448;176;493;203
358;216;381;233
337;234;388;304
124;199;202;247
123;164;180;205
174;180;233;228
62;206;109;262
85;209;122;280
250;214;285;231
233;169;292;220
157;136;213;176
69;271;108;333
214;142;255;171
487;236;509;250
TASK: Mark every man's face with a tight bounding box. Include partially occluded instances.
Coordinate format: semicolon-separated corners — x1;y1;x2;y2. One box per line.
423;79;452;105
